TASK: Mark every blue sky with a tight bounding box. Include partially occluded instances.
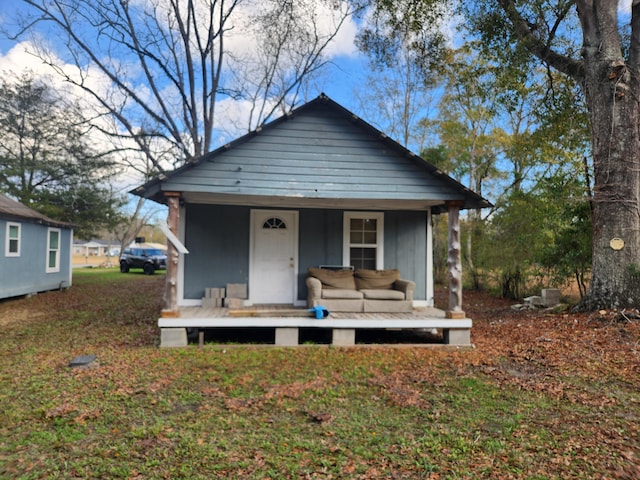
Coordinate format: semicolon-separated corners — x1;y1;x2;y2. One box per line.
0;1;369;126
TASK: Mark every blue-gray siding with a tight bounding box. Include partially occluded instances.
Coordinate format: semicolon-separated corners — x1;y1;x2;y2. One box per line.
183;205;250;299
161;103;465;202
182;205;427;301
0;219;72;300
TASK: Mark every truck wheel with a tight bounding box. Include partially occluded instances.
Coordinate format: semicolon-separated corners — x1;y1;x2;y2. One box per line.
120;261;130;273
143;263;155;275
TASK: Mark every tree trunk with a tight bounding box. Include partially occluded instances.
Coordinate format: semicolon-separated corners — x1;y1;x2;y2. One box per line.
578;46;640;309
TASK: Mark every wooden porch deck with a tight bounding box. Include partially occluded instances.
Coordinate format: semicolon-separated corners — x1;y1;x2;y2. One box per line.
158;306;473;347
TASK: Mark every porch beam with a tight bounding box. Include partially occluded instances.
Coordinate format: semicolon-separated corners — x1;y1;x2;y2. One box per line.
162;192;181;317
446;201;465;319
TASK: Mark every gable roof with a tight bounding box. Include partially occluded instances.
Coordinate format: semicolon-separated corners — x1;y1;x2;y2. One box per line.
133;94;492;213
0;193;71;228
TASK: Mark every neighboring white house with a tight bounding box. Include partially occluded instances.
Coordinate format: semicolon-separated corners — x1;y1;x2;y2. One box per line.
73;239;118;257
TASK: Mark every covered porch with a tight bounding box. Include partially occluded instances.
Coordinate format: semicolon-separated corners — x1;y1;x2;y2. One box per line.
158;304;472;347
157;193;474;348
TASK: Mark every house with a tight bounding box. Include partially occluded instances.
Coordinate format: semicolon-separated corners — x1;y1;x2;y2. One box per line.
73;239;112;256
0;193;73;300
132;94;491;346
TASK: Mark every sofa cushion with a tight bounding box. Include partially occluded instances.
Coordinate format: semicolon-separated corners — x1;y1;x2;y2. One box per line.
354;269;400;290
308;267;356;290
322;288;364;300
360;289;405;300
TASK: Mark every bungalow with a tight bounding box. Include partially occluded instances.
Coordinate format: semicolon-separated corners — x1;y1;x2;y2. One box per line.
132;94;491;346
73;239;112;257
0;193;73;300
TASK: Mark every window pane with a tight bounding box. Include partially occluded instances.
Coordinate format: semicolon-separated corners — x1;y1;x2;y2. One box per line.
363;231;376;244
350;218;363;230
49;251;57;268
9;225;18;238
9;239;18;253
364;219;377;231
50;231;59;249
350;247;376;270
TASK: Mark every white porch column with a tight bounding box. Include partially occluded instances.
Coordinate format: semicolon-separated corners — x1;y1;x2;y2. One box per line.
446;201;465;319
162;192;181;317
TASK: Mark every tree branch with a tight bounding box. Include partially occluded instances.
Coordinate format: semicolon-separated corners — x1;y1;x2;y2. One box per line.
498;0;585;80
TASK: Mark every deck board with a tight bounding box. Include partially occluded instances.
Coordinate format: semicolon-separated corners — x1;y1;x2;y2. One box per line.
159;306;469;329
175;306;448;320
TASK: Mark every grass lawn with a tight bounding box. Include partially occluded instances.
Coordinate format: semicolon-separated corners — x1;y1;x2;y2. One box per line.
1;269;639;479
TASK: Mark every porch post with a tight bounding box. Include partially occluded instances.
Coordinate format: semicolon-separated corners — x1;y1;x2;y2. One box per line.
446;201;465;319
162;192;181;317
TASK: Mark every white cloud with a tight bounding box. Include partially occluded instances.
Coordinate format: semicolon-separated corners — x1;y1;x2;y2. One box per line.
619;1;632;15
227;0;359;60
0;41;52;77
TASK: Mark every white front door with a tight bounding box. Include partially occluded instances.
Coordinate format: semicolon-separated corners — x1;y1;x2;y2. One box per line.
249;210;298;304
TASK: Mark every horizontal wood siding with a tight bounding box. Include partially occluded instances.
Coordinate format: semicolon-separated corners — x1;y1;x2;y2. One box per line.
164;103;462;201
183;204;250;299
0;220;72;299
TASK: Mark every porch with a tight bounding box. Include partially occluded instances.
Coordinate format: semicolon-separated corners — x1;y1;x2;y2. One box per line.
158;306;472;347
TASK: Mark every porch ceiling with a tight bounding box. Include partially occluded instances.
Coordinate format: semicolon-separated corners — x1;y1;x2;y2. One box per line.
181;192;443;211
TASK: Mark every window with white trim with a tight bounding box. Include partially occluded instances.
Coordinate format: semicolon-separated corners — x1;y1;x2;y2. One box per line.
46;228;61;273
6;222;21;257
343;212;384;269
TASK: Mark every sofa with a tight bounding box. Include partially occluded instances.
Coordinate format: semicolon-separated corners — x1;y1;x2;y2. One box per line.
306;267;416;313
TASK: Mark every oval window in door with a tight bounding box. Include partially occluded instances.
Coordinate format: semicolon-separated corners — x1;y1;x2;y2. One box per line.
262;217;287;229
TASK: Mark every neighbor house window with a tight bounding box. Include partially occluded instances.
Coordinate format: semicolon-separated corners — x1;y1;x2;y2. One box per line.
46;228;61;273
6;222;21;257
343;212;384;269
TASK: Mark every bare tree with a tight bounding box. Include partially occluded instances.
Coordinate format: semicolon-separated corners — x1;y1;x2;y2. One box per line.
12;0;360;173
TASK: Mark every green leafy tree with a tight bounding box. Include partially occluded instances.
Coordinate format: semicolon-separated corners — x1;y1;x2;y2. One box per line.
419;46;503;289
535;175;592;298
0;71;121;238
363;0;638;310
34;185;126;240
480;166;591;299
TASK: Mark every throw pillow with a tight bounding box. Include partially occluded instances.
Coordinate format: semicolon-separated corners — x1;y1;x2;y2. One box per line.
308;267;357;290
354;268;400;290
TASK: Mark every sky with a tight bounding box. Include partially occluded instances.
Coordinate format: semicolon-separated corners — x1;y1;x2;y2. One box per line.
0;1;369;122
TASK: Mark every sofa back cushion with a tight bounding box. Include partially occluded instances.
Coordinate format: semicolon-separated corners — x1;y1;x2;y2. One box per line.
308;267;357;290
354;269;400;290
